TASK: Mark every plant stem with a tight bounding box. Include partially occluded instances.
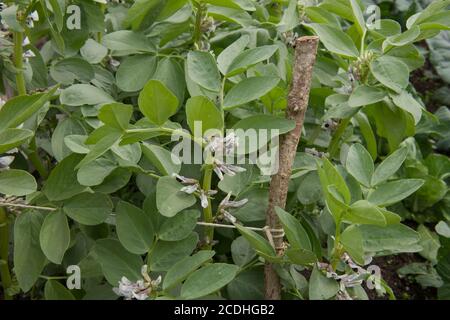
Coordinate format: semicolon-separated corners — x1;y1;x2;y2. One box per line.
202;165;214;249
331;219;343;270
0;208;12;300
193;1;205;49
328;117;351;158
26;138;48;179
13;31;26;96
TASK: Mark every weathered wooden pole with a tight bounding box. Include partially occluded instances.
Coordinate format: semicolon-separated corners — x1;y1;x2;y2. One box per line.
265;36;320;300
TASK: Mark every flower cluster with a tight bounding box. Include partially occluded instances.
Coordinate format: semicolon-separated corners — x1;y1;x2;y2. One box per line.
113;265;161;300
205;133;246;181
317;253;377;300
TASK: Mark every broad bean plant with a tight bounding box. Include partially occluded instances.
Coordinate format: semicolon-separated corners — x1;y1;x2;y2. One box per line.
0;0;449;300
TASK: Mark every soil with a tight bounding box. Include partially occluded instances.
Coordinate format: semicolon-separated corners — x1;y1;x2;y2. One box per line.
366;254;437;300
410;42;448;113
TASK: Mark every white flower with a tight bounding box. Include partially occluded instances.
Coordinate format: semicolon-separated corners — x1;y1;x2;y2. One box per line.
23;37;30;46
23;49;35;59
113;277;150;300
0;97;6;107
217;192;248;223
199;189;217;208
205;133;239;156
109;58;120;68
213;158;246;180
25;11;39;28
180;184;199;194
0;156;14;170
219;192;248;210
113;265;161;300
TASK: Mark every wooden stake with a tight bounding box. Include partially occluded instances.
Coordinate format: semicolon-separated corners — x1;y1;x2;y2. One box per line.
264;36;319;300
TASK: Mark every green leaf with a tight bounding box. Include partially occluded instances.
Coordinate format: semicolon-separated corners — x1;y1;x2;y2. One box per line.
51;118;86;161
141;143;181;176
98;103;133;130
348;85;387;107
389;90;423;124
150;233;198;271
309;266;339;300
358;224;421;254
156;176;196;217
417;224;440;264
346;143;374;187
163;250;215;290
0;169;37;196
75;128;122;169
116;201;154;255
39;210;70;264
278;0;299;32
231;236;256;266
341;225;365;265
370;56;409;93
102;30;156;53
44;280;75;300
383;26;420;51
349;0;366;36
234;223;276;258
306;23;359;58
159;210;200;241
367;179;425;206
63;193;112;225
44;154;86;201
346;200;387;226
77;158;117;187
353;112;377;160
296;171;322;205
14;211;46;292
186;51;221;92
116;55;157;92
275;207;311;250
223;76;280;110
180;263;239;299
217;35;250;75
80;39;108;64
93;239;143;286
60;84;114;106
371;147;408;186
319;158;351;204
0;88;57;129
205;0;255;11
286;248;317;266
226;45;278;76
227;269;264;300
186;96;224;137
138;80;179;125
0;128;33;154
50;57;95;85
153;58;186;105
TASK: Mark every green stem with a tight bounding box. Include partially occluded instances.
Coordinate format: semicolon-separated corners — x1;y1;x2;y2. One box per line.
193;0;205;49
27;137;48;179
331;218;342;271
328;117;351;158
202;165;214;250
0;208;12;300
13;31;26;96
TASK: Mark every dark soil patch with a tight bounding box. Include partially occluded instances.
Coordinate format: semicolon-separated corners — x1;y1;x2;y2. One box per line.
367;253;437;300
410;42;448;113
